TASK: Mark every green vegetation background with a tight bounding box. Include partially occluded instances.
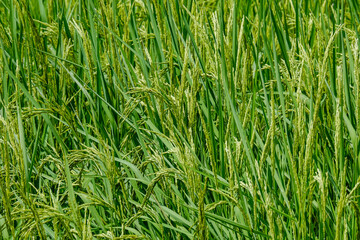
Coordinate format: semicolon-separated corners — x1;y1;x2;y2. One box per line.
1;0;360;239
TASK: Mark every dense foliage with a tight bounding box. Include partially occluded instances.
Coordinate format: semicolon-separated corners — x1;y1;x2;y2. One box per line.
1;0;360;239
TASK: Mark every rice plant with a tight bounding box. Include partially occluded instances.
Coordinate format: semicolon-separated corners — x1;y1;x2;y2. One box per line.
1;0;360;239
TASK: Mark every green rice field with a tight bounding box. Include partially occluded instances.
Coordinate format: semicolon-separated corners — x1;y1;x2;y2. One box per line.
1;0;360;239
